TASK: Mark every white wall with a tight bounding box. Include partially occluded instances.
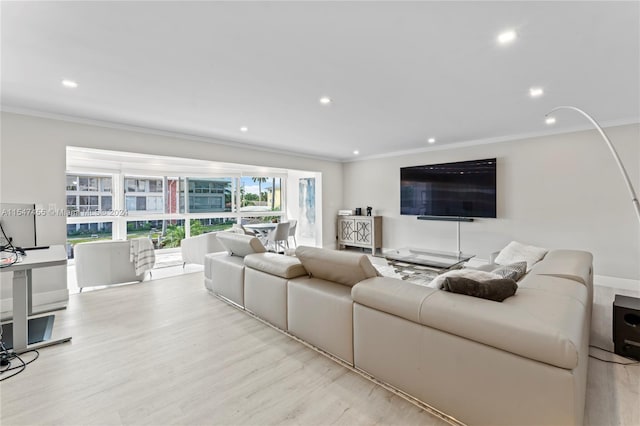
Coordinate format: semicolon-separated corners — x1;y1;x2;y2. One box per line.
0;112;343;307
343;124;640;280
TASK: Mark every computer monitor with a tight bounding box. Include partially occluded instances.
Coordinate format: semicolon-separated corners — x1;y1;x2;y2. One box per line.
0;203;37;249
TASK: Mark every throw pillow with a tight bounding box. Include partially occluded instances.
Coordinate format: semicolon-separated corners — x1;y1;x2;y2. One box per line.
442;276;518;302
491;261;527;281
427;269;502;289
493;241;548;272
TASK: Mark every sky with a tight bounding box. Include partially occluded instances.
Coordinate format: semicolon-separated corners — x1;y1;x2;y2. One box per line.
240;177;274;195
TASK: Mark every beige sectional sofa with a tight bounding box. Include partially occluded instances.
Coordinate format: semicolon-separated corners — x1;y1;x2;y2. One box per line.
204;233;593;426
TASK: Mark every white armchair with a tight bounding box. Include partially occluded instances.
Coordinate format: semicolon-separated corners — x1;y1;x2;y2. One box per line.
180;232;226;266
75;240;149;290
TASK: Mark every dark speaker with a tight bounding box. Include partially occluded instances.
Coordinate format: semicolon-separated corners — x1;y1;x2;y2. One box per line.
613;294;640;361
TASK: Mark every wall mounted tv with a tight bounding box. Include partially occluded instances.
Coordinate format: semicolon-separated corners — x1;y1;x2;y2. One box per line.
400;158;497;218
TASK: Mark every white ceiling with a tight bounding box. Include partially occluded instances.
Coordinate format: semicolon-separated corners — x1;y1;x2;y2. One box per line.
2;1;639;161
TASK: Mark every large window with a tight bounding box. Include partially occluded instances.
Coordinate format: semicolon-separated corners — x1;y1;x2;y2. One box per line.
65;170;286;255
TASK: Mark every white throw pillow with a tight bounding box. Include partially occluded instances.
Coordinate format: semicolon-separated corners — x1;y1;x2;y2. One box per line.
428;269;502;289
494;241;548;272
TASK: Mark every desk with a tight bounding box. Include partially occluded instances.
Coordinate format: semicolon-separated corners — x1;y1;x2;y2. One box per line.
3;245;71;353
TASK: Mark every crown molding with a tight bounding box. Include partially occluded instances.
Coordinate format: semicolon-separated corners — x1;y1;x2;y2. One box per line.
346;117;640;163
0;106;341;164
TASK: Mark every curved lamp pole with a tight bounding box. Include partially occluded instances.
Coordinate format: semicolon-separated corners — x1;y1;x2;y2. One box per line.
545;106;640;225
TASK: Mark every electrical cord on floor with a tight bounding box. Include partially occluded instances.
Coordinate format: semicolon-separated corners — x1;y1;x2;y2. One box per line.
0;325;41;381
0;350;40;381
589;344;640;365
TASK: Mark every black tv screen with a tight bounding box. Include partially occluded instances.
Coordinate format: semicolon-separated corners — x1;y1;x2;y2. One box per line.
400;158;496;218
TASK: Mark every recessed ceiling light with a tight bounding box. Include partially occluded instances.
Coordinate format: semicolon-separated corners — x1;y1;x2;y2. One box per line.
353;150;359;155
529;87;544;98
497;30;517;44
319;96;332;105
61;79;78;88
240;126;248;132
428;138;436;144
545;117;556;125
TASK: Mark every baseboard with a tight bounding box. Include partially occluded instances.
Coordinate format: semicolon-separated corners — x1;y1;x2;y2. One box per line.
594;275;640;292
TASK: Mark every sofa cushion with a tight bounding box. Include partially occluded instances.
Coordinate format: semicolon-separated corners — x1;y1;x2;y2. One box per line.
244;252;307;279
428;269;501;289
295;246;380;287
216;232;266;257
529;250;593;286
288;276;355;363
204;253;246;306
420;289;584;369
518;274;590;307
491;261;527;281
352;276;436;323
494;241;548;271
244;267;289;330
354;276;585;369
442;277;518;302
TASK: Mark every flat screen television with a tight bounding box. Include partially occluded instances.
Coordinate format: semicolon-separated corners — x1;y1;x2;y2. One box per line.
400;158;496;218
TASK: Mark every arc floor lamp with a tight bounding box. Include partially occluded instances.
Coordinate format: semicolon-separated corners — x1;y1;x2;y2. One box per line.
545;106;640;225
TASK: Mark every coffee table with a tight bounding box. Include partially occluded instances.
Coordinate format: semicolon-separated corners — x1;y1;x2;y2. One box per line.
384;247;475;271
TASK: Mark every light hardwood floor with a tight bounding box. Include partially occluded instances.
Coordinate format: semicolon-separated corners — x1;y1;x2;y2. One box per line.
1;273;450;426
1;273;638;425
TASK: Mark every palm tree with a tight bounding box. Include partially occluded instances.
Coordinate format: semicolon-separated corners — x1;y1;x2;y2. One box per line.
252;177;268;204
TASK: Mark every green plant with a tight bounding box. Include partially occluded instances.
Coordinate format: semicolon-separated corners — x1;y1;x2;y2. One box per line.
189;219;204;237
163;224;185;248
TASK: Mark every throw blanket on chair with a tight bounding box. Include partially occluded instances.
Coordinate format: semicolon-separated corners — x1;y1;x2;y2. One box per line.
129;238;156;276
